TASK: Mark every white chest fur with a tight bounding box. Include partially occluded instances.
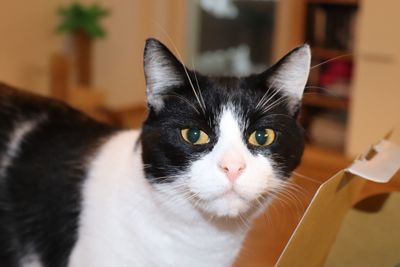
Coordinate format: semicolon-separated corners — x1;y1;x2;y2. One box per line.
68;130;248;267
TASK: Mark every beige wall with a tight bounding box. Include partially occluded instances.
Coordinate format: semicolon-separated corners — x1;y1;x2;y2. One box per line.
85;0;187;108
0;2;67;95
347;0;400;155
0;1;187;108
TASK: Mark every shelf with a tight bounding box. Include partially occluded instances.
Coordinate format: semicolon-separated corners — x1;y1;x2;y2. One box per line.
304;0;358;152
307;0;358;5
311;47;353;61
302;94;349;110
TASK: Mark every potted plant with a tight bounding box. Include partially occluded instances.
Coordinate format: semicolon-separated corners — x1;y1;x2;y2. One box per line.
57;2;109;86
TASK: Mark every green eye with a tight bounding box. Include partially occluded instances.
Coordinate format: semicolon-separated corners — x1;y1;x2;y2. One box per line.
181;128;210;145
248;128;275;147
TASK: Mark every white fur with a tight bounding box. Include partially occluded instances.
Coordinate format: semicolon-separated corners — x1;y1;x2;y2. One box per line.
0;120;39;178
21;254;42;267
69;130;246;267
70;109;283;266
187;108;279;217
145;48;184;110
273;45;311;108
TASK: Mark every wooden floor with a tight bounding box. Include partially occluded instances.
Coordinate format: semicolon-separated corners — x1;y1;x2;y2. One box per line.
233;146;352;267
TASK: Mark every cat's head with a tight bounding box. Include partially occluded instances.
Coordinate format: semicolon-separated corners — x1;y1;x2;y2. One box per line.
141;38;310;218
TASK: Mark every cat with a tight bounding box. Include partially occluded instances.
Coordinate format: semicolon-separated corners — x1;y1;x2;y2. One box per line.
0;38;310;267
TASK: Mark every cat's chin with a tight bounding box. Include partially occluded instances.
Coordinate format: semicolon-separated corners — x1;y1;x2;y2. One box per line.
197;191;263;218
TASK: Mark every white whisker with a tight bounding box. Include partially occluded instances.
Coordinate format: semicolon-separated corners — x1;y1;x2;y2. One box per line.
152;20;206;114
161;93;201;114
258;83;286;111
191;59;207;112
260;94;289;114
311;53;352;69
292;171;322;184
255;79;277;110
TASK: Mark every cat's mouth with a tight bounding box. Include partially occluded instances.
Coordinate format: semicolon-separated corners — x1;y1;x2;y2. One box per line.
223;189;240;198
191;187;268;218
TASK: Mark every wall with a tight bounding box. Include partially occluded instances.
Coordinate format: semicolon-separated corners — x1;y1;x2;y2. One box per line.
86;0;187;108
346;0;400;155
0;1;187;108
0;2;67;95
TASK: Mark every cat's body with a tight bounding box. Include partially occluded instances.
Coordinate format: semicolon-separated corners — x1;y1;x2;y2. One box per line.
0;85;116;266
69;130;246;267
0;39;310;267
0;85;245;267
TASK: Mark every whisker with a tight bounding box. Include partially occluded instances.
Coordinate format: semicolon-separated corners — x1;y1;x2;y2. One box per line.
191;59;207;112
152;20;206;114
260;94;288;114
161;93;201;114
258;82;284;110
265;199;280;227
311;53;352;70
292;171;322;184
277;181;309;199
255;78;277;110
271;190;304;219
279;187;306;209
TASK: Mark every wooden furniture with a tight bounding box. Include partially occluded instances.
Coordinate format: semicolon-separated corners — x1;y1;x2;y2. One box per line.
50;53;70;100
109;105;148;129
49;53;116;125
299;0;359;152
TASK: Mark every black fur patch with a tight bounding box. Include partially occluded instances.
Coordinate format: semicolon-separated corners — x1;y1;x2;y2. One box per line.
141;39;305;184
0;83;116;266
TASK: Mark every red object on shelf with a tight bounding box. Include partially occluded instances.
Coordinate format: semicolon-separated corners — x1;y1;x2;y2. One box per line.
319;59;352;87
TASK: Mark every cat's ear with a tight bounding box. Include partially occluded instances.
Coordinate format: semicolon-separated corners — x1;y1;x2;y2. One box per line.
143;38;188;111
267;44;311;114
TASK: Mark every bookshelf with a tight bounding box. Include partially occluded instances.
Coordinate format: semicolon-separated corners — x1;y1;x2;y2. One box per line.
303;94;348;110
311;47;352;62
301;0;358;152
307;0;358;5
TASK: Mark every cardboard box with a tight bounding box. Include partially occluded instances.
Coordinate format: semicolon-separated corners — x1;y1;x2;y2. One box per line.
275;130;400;267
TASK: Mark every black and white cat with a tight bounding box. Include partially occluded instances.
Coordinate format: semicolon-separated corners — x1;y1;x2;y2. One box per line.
0;38;310;267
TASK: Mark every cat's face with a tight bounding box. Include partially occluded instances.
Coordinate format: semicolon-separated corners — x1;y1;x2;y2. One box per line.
141;39;310;218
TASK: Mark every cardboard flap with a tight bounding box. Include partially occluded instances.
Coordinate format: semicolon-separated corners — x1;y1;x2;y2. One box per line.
275;171;365;267
276;129;400;267
347;140;400;183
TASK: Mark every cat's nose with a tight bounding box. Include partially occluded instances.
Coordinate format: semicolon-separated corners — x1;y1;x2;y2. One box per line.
218;159;246;182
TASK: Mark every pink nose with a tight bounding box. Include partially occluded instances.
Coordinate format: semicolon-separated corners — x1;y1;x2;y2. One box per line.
218;160;246;182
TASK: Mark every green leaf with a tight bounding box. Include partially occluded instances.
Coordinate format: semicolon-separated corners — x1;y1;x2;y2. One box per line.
55;2;110;39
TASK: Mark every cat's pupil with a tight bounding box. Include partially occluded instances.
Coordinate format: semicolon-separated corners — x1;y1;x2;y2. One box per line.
187;128;201;143
255;129;267;145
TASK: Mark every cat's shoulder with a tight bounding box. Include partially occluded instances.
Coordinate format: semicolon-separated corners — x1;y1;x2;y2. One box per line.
0;82;109;127
0;82;119;147
0;82;74;113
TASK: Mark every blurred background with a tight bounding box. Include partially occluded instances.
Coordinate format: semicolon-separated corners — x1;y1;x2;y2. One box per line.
1;0;398;156
1;1;399;266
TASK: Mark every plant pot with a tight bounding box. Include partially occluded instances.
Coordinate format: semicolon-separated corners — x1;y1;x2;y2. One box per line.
73;29;92;86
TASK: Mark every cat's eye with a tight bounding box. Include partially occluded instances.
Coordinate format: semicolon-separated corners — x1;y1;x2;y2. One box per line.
248;128;275;147
181;128;210;145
